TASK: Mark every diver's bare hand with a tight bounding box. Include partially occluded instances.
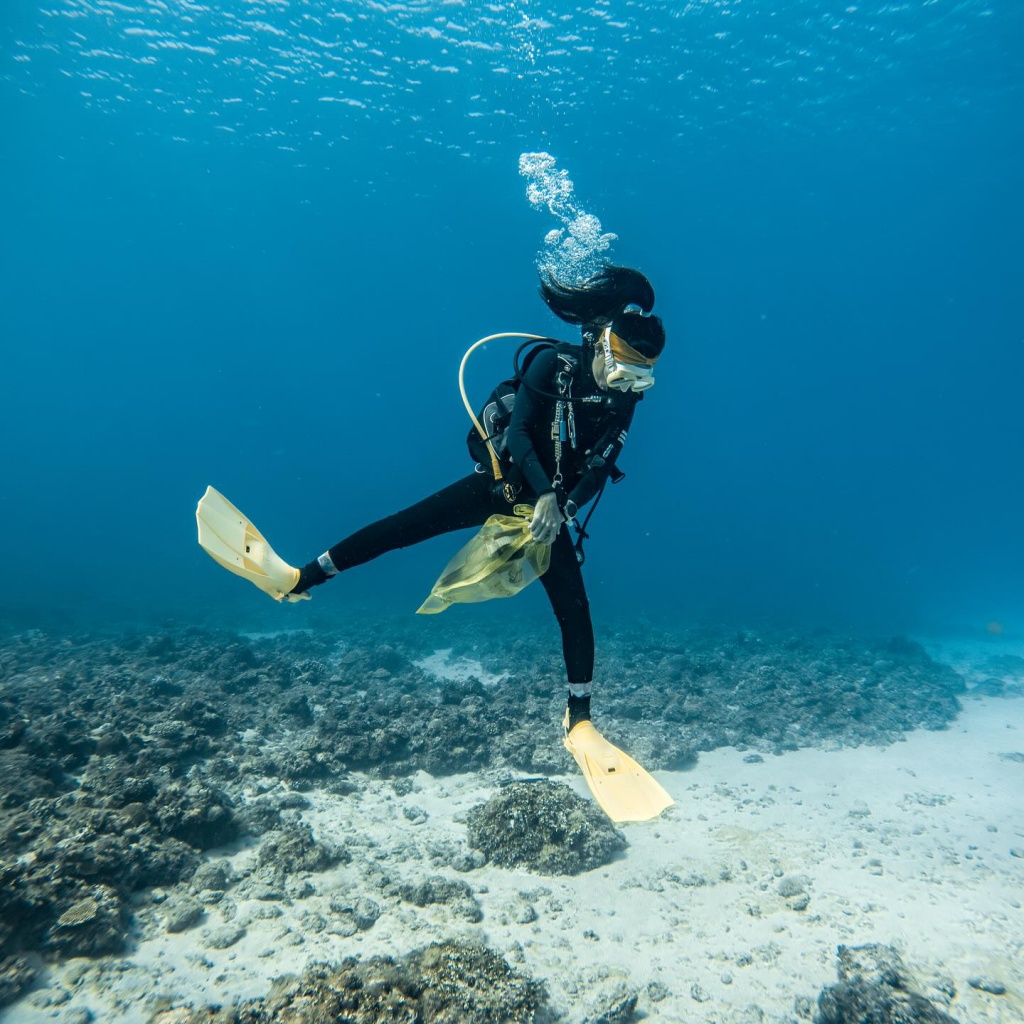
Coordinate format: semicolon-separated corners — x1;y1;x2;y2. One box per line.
529;492;564;545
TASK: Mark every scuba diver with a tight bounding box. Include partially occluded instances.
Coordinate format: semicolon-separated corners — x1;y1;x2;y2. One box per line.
197;264;672;822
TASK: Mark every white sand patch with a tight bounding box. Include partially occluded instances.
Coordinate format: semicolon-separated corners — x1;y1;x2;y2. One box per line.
918;634;1024;691
6;644;1023;1024
414;647;510;687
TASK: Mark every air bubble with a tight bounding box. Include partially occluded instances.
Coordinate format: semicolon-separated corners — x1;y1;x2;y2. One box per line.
518;151;617;285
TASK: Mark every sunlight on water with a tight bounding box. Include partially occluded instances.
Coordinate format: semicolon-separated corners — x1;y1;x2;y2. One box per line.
5;0;1011;155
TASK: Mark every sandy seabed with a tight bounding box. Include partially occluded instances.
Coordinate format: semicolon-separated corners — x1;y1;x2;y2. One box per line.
5;638;1022;1024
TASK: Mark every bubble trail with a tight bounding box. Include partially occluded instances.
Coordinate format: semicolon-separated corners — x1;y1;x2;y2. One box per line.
518;151;618;284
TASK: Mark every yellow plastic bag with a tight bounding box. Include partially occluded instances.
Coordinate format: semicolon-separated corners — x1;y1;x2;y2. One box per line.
417;511;551;614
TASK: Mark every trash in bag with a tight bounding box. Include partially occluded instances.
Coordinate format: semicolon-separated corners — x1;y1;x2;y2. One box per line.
417;510;551;614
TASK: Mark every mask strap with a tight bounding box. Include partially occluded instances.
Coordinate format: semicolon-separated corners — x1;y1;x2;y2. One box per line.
622;302;652;318
600;327;616;374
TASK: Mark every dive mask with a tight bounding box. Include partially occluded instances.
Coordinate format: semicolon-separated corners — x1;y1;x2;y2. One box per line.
600;327;658;392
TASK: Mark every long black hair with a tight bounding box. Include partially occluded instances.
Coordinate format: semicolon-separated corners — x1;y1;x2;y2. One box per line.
610;309;665;362
540;265;665;361
539;265;656;325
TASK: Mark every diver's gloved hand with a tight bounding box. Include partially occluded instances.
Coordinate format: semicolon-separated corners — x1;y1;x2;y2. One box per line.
529;492;564;545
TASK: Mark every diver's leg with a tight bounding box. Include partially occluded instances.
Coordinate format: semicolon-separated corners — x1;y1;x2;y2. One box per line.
538;530;595;729
292;474;495;594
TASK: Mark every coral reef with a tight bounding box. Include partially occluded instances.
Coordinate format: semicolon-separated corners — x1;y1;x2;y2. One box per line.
256;822;348;874
815;944;961;1024
0;621;967;965
397;876;484;922
466;780;627;875
0;955;37;1008
148;940;550;1023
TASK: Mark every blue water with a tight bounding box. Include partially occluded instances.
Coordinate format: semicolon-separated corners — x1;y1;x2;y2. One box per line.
1;0;1021;634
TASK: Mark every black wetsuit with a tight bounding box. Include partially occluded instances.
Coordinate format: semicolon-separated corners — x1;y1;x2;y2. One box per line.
295;341;638;687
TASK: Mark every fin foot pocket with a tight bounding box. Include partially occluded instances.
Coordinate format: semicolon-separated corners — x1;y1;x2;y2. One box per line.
196;486;309;602
562;713;673;823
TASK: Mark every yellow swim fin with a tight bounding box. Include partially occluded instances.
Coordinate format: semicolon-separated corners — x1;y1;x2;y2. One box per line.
562;712;673;823
196;486;309;603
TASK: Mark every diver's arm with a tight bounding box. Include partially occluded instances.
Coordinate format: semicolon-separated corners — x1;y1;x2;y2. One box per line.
507;348;559;498
564;401;637;515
